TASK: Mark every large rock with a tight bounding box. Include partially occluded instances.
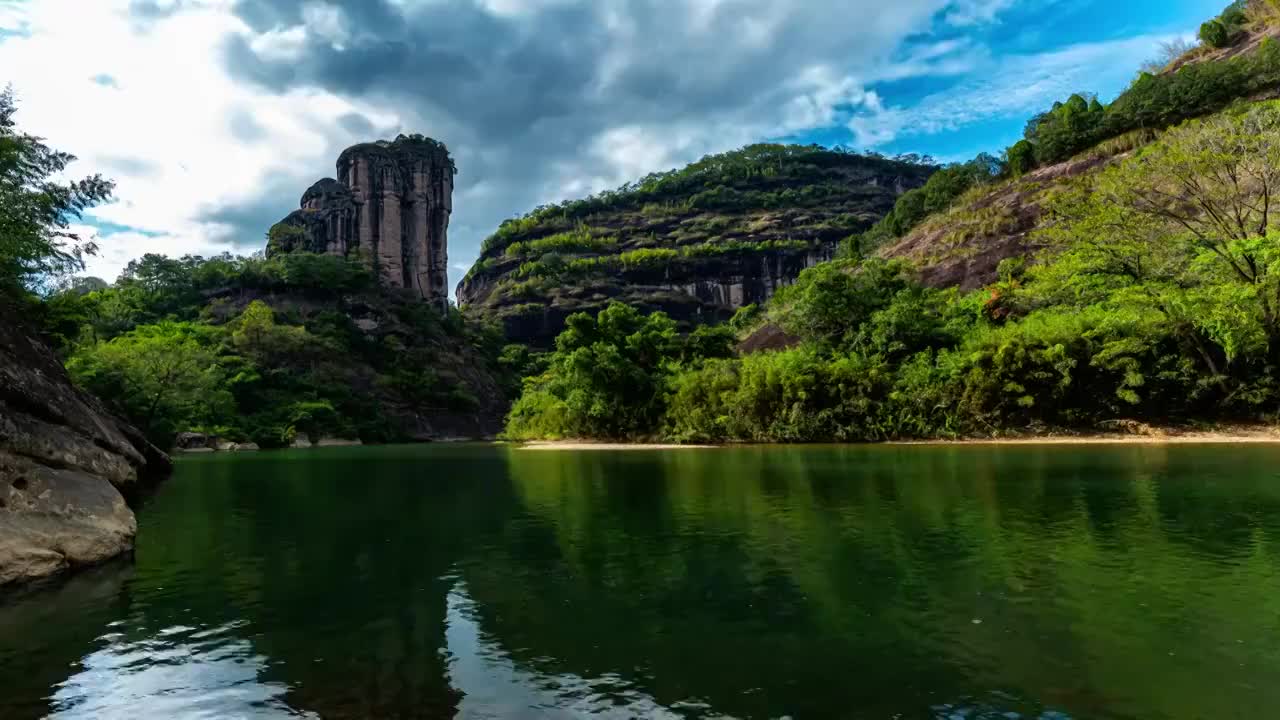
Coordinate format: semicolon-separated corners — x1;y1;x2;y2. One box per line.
270;134;454;311
0;298;170;588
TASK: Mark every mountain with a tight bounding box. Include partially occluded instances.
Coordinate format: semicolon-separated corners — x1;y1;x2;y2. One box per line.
268;134;455;312
879;19;1280;291
457;145;935;346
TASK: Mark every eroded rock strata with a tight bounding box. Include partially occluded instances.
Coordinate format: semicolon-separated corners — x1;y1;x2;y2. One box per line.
457;148;934;347
271;135;455;310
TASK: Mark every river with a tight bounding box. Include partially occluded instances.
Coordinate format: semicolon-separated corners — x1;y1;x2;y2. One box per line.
2;443;1279;719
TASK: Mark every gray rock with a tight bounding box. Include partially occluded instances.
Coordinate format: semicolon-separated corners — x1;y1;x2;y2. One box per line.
233;442;260;452
291;433;313;449
174;432;212;451
315;437;362;447
1;298;169;588
268;134;454;312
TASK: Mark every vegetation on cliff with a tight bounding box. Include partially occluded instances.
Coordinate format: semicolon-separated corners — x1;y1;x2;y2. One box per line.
459;144;934;345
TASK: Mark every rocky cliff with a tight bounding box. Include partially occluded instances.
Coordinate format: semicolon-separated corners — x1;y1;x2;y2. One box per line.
1;299;170;588
458;145;934;346
270;135;454;311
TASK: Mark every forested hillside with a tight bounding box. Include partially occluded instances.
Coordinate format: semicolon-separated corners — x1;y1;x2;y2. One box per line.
877;1;1280;287
457;145;937;346
42;252;514;448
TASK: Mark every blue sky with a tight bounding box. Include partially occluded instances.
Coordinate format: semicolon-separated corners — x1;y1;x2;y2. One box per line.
0;0;1229;288
787;0;1224;160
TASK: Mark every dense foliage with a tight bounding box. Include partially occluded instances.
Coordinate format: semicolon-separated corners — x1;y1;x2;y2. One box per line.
505;303;734;440
1200;1;1249;48
50;252;509;447
506;104;1280;442
851;155;1003;252
476;144;932;259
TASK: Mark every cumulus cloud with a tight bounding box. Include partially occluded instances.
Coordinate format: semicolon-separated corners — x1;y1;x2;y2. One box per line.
0;0;1165;288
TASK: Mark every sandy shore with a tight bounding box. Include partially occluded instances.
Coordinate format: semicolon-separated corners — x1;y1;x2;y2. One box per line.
518;426;1280;449
893;424;1280;445
518;441;717;450
891;432;1280;445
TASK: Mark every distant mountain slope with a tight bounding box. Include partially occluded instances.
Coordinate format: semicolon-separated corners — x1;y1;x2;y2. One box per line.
880;21;1280;291
457;145;934;346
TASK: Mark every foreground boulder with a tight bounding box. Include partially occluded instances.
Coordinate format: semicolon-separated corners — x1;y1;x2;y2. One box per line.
0;298;170;588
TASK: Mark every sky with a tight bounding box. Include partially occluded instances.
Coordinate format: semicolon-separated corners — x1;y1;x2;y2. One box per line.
0;0;1227;291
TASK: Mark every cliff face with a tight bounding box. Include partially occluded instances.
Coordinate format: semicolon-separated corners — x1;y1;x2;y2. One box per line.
271;135;454;310
458;145;933;347
0;299;170;588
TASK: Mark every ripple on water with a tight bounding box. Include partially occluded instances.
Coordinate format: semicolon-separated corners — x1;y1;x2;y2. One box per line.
48;622;314;720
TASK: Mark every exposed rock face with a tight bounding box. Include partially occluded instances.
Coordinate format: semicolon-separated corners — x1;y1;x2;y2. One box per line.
1;298;170;588
459;150;933;347
271;135;455;311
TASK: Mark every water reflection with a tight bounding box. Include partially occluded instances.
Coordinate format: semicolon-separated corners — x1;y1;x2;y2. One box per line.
50;620;308;719
1;444;1279;719
446;580;723;719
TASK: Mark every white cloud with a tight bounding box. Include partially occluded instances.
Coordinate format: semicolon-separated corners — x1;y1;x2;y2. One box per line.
944;0;1018;26
249;25;308;60
0;0;402;283
301;2;350;48
848;33;1176;149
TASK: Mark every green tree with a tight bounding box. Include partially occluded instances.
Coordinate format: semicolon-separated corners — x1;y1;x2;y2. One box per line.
1200;19;1231;48
1042;103;1280;369
0;89;114;294
1005;140;1037;177
770;258;912;348
505;303;734;440
67;322;232;444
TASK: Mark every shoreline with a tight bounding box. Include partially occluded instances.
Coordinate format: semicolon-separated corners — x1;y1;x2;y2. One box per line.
889;433;1280;446
518;441;718;451
517;426;1280;449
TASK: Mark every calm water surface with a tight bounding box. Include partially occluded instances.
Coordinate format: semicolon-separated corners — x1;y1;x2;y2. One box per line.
3;444;1280;719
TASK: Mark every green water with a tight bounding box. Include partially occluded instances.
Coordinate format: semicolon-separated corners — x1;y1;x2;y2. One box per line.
3;444;1280;719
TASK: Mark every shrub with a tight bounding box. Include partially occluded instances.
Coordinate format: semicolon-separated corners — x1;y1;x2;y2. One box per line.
1200;19;1231;48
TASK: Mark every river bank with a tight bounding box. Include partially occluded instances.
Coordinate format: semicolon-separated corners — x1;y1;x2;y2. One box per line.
518;441;718;451
516;424;1280;449
891;423;1280;445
